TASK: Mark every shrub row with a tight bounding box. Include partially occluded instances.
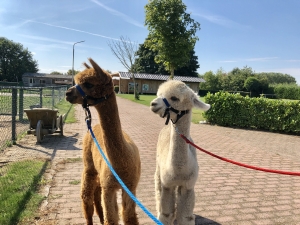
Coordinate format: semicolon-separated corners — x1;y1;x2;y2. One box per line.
272;83;300;100
204;92;300;134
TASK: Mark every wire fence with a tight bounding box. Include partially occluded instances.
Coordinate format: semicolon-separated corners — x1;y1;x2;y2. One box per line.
0;85;68;150
0;85;70;224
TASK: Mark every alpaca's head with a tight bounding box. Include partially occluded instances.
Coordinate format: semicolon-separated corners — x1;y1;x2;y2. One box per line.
65;58;114;105
150;80;210;121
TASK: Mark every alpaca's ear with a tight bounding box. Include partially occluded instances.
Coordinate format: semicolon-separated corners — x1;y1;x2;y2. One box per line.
83;62;91;69
88;58;105;74
193;95;211;111
88;58;109;82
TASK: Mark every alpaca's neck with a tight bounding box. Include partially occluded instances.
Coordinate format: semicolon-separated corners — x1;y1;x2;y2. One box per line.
168;113;192;169
94;93;124;151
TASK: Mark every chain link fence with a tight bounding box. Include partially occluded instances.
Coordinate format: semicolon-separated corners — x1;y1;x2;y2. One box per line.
0;85;70;223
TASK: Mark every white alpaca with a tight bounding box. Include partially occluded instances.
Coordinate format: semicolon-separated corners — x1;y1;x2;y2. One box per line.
150;80;210;225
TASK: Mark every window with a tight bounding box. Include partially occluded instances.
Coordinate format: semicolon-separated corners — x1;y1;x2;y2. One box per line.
40;79;46;84
29;78;35;83
142;84;149;91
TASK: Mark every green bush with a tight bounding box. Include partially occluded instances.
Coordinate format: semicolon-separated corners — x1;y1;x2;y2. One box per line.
114;85;119;93
272;83;300;100
204;92;300;134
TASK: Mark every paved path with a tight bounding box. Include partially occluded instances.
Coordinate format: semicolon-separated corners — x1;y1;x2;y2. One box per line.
8;97;300;224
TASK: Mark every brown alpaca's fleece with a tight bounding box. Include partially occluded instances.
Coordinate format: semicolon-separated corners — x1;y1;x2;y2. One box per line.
65;58;141;225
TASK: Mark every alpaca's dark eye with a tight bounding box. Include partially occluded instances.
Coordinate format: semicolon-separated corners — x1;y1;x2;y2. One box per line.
171;96;179;101
84;82;94;89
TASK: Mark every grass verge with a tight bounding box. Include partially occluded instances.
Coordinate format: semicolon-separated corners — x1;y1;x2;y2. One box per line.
116;93;207;123
0;159;50;225
54;99;76;123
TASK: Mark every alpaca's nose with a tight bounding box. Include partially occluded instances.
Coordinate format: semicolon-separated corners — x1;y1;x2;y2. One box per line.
65;88;73;96
151;101;157;107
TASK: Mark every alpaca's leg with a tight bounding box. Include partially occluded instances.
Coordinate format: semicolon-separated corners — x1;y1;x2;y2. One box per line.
94;179;104;224
121;188;139;225
158;186;176;225
154;167;162;217
101;188;119;225
175;186;195;225
81;171;97;225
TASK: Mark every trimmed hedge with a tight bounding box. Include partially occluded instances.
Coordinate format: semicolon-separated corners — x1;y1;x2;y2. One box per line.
204;92;300;134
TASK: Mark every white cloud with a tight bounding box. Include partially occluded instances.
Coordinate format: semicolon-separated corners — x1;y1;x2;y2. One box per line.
90;0;144;28
245;57;279;62
21;41;70;51
218;60;237;63
19;34;73;45
24;19;121;41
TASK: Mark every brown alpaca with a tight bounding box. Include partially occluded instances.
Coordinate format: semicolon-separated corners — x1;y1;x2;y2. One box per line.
65;58;141;225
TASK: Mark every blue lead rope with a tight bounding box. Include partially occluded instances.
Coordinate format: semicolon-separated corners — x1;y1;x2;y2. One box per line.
87;120;163;225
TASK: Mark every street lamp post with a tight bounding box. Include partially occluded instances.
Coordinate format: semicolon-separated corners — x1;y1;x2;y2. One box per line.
72;40;85;85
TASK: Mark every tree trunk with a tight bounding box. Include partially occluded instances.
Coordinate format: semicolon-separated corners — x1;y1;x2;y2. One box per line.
169;66;175;80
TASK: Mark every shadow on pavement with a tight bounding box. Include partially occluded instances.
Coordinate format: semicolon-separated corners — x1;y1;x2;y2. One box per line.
195;214;221;225
173;215;221;225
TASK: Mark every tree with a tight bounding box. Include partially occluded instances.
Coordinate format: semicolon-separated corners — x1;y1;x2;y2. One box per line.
145;0;201;79
256;72;296;84
108;36;139;99
50;71;62;75
244;77;260;96
200;71;220;90
0;37;38;82
67;69;80;75
132;42;166;75
133;41;199;76
224;66;255;91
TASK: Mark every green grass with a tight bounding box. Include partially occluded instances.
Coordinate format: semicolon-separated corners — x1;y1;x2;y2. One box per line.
116;94;207;123
0;159;50;225
54;99;76;123
69;180;80;185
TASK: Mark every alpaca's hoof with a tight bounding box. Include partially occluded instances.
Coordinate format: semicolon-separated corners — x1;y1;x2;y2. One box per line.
158;212;175;225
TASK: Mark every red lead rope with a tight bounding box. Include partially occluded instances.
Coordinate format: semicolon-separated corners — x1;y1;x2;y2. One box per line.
179;134;300;176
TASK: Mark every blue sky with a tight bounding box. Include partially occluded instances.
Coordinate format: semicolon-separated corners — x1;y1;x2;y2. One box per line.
1;0;300;82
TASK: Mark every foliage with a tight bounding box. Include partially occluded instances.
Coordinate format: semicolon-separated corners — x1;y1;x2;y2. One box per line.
199;70;222;90
0;37;38;82
67;69;80;75
200;66;295;96
133;40;199;77
204;92;300;134
272;83;300;100
114;85;119;93
50;71;62;75
145;0;200;78
256;72;296;84
244;76;261;96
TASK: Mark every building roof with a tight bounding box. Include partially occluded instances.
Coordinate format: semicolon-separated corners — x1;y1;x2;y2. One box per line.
118;72;205;83
22;73;72;79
